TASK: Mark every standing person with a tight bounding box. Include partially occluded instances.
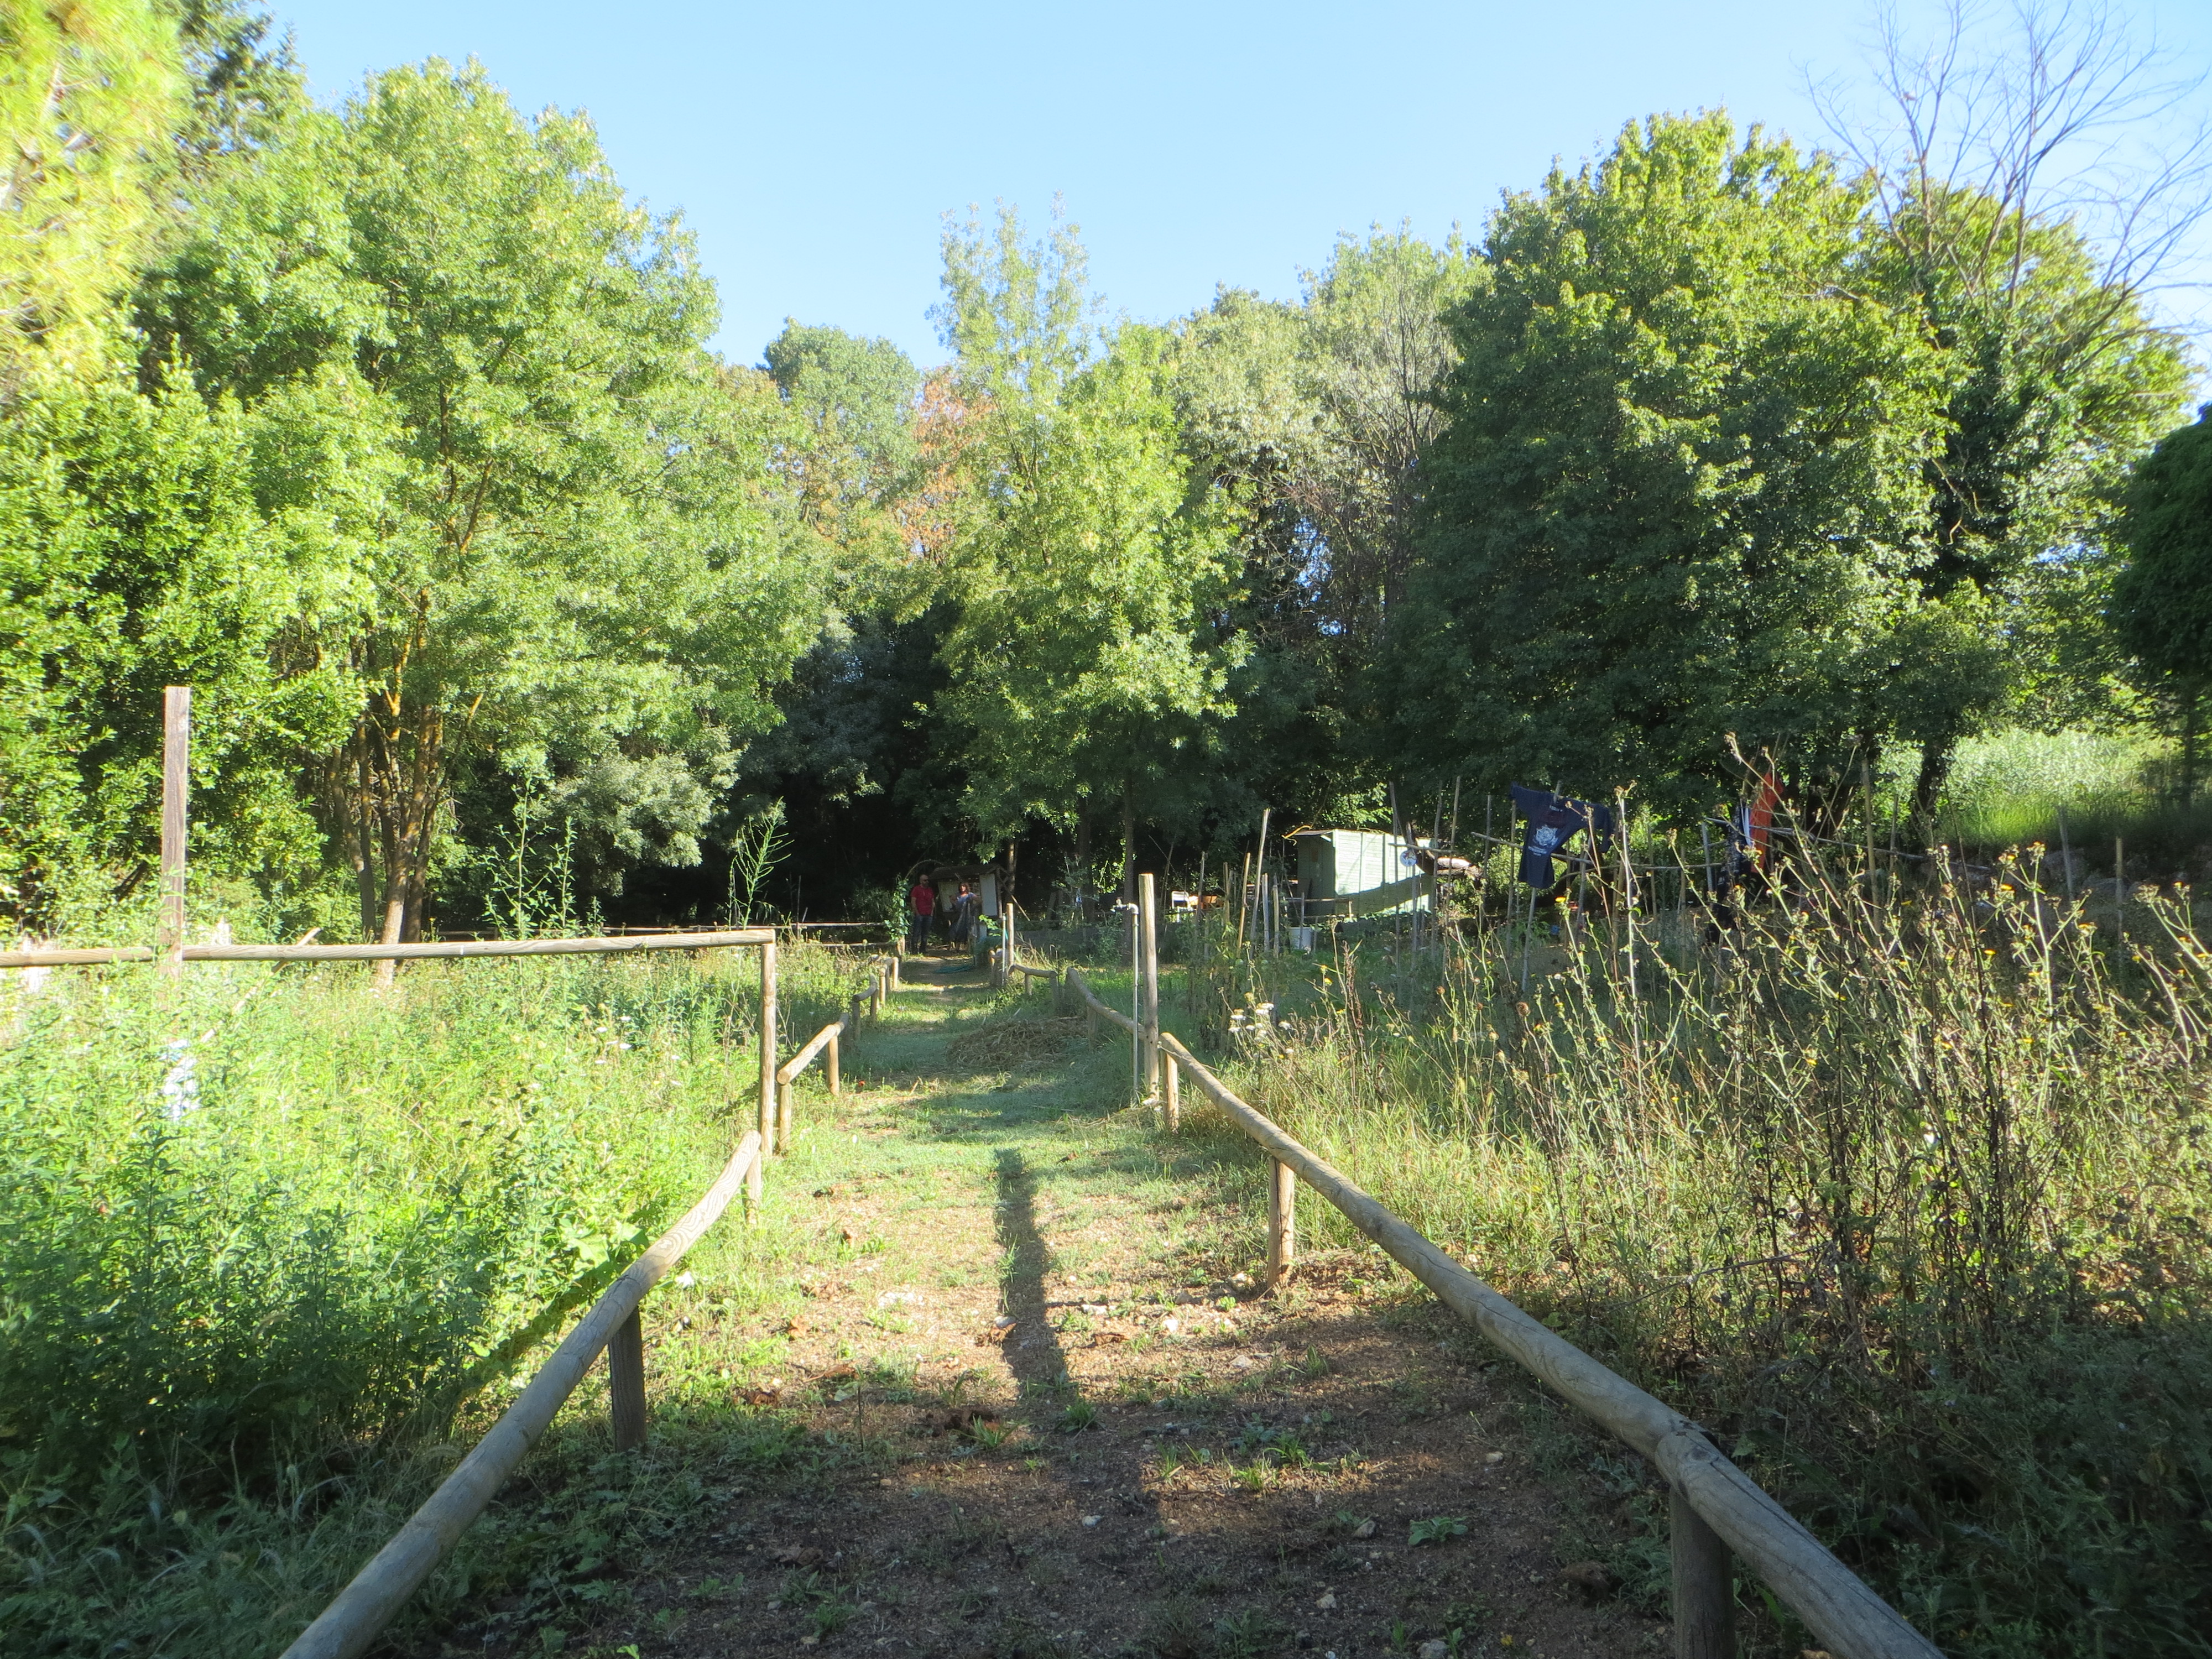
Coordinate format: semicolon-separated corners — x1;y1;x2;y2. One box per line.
951;882;978;947
907;873;936;954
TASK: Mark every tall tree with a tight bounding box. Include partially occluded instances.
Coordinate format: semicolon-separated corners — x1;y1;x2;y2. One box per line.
1822;0;2200;812
0;0;185;395
932;206;1240;899
2109;408;2212;804
1387;112;1953;810
141;60;822;941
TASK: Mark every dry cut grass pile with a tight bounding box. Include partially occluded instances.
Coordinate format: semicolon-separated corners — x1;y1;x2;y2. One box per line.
945;1013;1085;1070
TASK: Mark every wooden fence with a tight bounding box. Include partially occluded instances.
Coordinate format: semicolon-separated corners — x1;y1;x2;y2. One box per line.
1018;875;1940;1659
279;985;870;1659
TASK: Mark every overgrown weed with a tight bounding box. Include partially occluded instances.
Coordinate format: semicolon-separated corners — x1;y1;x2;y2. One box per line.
0;941;860;1655
1188;853;2212;1655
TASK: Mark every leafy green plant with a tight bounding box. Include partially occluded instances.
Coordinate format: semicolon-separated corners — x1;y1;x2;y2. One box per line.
726;800;791;926
1408;1515;1469;1547
1057;1399;1099;1433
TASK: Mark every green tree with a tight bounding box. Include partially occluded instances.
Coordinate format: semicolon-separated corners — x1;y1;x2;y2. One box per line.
2110;408;2212;803
1867;191;2192;812
933;206;1240;900
0;0;185;395
142;60;822;941
1388;112;1953;810
0;375;349;927
1822;0;2200;813
1171;232;1481;835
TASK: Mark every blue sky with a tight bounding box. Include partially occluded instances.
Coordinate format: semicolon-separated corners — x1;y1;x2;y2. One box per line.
268;0;2212;371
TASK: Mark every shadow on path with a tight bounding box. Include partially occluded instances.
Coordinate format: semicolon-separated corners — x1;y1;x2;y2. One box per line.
993;1147;1072;1396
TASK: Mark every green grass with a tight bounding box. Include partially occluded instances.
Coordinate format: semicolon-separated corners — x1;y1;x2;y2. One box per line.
1150;856;2212;1657
0;943;859;1657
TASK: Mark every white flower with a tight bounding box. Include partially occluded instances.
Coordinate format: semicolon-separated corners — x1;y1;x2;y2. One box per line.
158;1039;200;1121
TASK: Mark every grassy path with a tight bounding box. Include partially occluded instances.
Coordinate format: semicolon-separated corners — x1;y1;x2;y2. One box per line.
420;954;1644;1659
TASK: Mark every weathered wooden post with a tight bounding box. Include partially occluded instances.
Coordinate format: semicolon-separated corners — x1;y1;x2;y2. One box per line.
609;1310;647;1451
758;938;778;1156
1162;1052;1181;1133
1266;1159;1295;1285
1670;1490;1735;1658
1139;874;1161;1104
159;687;191;977
776;1073;795;1149
827;1027;841;1096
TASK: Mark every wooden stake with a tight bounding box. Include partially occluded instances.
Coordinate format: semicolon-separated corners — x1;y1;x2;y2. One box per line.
609;1309;647;1451
1140;873;1161;1104
1671;1486;1735;1657
1163;1052;1180;1133
758;938;778;1156
2114;838;2125;979
827;1029;841;1097
159;687;190;975
1266;1159;1296;1286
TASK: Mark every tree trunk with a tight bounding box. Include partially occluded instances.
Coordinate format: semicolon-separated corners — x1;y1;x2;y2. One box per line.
2180;682;2203;807
1912;733;1957;840
1074;800;1093;921
1120;781;1135;905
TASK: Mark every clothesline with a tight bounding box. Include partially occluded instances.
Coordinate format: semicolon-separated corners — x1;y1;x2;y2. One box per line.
1431;821;1992;880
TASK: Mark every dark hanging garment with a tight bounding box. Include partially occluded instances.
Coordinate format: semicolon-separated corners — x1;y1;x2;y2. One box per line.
1510;785;1589;887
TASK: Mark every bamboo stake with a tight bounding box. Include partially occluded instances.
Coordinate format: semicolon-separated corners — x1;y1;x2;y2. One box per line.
158;687;190;977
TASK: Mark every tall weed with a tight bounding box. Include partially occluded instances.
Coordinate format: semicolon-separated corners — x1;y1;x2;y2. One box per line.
1210;855;2212;1656
0;942;854;1654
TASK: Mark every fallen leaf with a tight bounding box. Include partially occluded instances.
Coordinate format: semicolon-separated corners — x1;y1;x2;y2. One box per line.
1352;1519;1376;1539
1092;1330;1129;1345
819;1363;857;1382
735;1387;781;1407
773;1545;824;1567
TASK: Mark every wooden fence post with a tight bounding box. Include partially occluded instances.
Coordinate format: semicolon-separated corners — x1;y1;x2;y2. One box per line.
159;687;191;976
1266;1159;1296;1285
1140;873;1161;1104
776;1076;795;1149
1671;1486;1735;1658
758;939;778;1156
827;1029;841;1097
1163;1053;1181;1134
609;1308;647;1451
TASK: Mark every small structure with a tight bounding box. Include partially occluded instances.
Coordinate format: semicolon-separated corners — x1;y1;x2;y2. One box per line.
1291;828;1428;920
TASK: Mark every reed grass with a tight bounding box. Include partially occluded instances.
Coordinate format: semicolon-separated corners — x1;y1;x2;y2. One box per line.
1186;852;2212;1657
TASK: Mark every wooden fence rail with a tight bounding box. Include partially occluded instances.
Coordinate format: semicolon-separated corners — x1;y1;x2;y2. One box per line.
1050;966;1940;1659
277;945;890;1659
0;929;777;971
281;1129;766;1659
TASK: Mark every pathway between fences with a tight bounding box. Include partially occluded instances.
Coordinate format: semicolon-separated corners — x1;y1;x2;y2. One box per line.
289;946;1644;1659
268;925;1939;1659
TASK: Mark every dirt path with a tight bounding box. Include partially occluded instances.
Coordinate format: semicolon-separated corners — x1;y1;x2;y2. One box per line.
472;954;1656;1659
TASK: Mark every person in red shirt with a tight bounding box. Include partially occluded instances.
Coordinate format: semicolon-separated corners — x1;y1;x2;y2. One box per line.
907;875;936;953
